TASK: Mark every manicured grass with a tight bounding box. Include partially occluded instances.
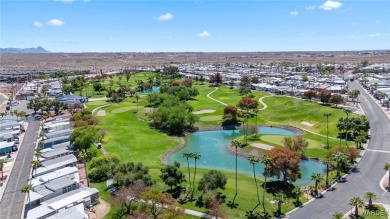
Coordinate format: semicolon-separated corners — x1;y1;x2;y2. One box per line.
86;97;304;218
261;135;323;148
357;205;388;219
94;101;179;168
258;96;359;137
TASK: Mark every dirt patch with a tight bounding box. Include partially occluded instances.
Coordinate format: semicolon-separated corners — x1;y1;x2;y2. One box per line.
193;109;216;114
301;121;314;127
95;198;111;219
96;110;106;117
251;143;274;151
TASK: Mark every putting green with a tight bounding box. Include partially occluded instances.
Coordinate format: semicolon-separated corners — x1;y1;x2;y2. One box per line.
261;135;324;148
110;106;139;114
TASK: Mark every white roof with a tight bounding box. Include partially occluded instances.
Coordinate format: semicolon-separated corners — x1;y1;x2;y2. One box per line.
0;141;14;149
47;203;88;219
48;191;91;210
29;191;44;202
35;155;77;176
31;167;78;187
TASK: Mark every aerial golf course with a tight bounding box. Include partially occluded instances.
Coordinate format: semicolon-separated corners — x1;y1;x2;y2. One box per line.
84;72;364;218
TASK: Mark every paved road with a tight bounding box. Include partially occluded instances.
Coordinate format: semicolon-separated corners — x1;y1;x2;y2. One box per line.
0;121;40;219
288;81;390;219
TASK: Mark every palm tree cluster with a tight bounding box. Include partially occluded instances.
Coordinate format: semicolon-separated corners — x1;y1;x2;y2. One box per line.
182;151;201;201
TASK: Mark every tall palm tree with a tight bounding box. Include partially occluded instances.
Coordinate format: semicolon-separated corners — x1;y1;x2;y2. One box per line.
311;173;323;197
344;109;351;147
384;163;390;188
349;196;364;218
262;155;272;214
332;212;343;219
364;192;378;208
323;158;332;188
332;152;347;179
248;156;260;211
31;160;41;177
324;112;331;148
191;152;201;200
230;140;244;205
183;152;192;198
0;159;6;180
21;184;33;209
135;94;140;114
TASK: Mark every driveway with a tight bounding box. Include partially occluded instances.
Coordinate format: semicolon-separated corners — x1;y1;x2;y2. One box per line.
288;81;390;219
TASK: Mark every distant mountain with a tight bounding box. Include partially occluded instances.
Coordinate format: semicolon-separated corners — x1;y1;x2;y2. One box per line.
0;46;50;54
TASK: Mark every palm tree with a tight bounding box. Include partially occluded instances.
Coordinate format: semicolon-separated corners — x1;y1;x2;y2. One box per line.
324;112;331;148
332;152;347;179
364;192;378;208
31;160;41;177
13;110;19;121
230;140;244;205
311;173;323;197
262;155;272;214
323;158;332;188
21;184;33;209
344;109;351;147
248;156;260;211
34;148;42;160
0;159;6;180
135;94;140;113
332;212;344;219
191;152;201;200
349;196;364;218
292;187;302;206
384;163;390;188
183;152;192;198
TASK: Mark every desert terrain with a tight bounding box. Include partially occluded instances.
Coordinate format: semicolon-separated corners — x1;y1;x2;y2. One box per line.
1;51;390;74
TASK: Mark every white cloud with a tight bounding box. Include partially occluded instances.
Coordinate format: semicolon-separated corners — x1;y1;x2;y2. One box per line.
198;31;211;38
319;0;343;11
290;11;298;16
47;19;65;26
54;0;75;3
33;21;43;28
369;33;388;37
157;13;173;21
305;6;316;10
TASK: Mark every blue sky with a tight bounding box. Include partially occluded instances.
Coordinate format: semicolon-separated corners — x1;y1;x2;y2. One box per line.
1;0;389;52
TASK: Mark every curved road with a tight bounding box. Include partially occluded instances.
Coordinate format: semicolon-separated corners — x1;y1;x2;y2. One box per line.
288;81;390;218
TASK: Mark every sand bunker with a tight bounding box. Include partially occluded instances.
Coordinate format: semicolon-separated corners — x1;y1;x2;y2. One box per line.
301;121;314;127
251;143;274;150
96;110;106;117
193;109;216;114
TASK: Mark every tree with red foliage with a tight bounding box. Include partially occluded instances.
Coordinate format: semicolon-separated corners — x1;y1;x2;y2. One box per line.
304;90;317;101
329;94;344;107
318;89;332;103
265;147;302;183
222;105;240;126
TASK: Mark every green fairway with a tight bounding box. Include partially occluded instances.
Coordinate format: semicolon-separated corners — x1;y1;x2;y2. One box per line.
84;80;363;218
258;96;359;137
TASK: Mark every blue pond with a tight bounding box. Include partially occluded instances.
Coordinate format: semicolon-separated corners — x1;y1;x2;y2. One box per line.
169;127;326;186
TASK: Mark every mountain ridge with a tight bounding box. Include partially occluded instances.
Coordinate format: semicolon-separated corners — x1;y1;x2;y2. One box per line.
0;46;50;54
